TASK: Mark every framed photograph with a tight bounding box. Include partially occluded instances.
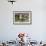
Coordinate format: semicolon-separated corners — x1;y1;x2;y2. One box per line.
13;11;32;25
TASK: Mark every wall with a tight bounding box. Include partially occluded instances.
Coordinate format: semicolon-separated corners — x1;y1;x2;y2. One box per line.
0;0;46;41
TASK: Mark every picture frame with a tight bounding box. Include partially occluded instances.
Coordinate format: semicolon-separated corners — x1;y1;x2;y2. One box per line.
13;11;32;25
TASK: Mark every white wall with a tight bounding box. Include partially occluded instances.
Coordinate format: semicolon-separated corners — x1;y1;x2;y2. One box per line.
0;0;46;41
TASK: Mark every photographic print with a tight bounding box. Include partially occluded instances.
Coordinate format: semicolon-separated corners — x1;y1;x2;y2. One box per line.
13;11;32;25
